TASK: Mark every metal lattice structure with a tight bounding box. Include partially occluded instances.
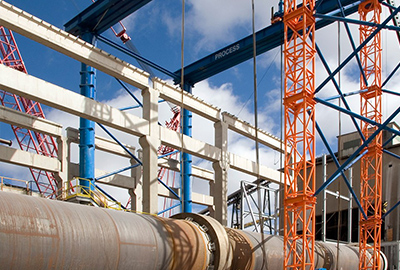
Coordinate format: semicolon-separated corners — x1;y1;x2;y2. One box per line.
0;26;59;197
158;106;181;217
359;0;383;269
283;0;316;268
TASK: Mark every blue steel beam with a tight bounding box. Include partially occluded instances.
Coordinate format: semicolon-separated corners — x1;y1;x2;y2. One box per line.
382;88;400;96
95;164;141;181
315;42;365;141
382;199;400;219
116;79;143;107
158;203;181;215
323;89;367;102
158;150;179;159
95;184;127;209
64;0;152;36
315;97;400;137
158;178;180;200
315;5;400;93
174;0;360;85
97;123;142;165
315;120;367;219
315;105;400;196
382;62;400;87
383;149;400;161
334;0;368;87
97;35;178;79
315;13;400;31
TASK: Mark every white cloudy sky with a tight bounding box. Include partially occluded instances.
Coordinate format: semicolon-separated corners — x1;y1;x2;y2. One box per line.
1;0;400;215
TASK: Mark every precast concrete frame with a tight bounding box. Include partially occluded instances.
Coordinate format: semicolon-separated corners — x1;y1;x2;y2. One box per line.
0;1;285;224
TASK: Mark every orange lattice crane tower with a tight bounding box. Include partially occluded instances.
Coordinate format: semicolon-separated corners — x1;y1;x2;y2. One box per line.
359;0;382;269
283;0;316;268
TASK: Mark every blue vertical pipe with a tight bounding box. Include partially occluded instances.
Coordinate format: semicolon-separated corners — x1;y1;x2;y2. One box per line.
79;32;96;190
181;83;192;213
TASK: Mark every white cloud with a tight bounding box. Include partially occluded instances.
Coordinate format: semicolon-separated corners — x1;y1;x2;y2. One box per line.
161;0;273;53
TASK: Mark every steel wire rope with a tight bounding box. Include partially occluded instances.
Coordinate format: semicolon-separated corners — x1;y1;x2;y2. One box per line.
179;0;185;212
251;0;266;268
336;20;342;270
236;50;280;118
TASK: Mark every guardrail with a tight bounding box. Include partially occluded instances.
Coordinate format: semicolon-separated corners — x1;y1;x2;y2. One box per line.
63;178;125;210
0;176;30;191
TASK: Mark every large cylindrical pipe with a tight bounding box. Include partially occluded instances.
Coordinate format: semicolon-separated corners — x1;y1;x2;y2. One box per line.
0;192;386;269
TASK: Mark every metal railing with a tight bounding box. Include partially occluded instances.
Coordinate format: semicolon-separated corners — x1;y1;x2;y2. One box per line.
0;176;31;191
63;178;124;211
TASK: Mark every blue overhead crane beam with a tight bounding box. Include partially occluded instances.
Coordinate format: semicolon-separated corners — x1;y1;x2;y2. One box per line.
174;0;360;85
64;0;152;36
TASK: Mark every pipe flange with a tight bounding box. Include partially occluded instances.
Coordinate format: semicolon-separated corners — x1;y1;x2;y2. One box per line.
172;213;230;270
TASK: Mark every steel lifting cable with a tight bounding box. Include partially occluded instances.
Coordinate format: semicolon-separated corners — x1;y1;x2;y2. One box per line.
251;0;266;268
336;20;342;270
180;0;185;208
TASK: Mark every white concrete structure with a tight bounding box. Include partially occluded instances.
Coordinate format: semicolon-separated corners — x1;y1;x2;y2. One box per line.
0;1;285;224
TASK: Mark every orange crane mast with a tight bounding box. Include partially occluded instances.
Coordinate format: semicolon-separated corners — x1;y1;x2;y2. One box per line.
358;0;383;269
283;0;316;269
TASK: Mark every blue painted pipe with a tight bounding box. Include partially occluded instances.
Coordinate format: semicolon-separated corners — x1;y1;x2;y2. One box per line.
79;32;96;191
182;83;192;213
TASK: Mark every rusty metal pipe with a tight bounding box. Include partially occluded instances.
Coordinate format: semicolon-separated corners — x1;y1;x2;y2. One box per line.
0;192;387;270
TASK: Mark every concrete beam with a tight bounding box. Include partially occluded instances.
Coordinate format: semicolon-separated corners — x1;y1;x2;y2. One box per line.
154;79;221;122
0;64;149;137
160;127;222;161
158;157;214;182
222;112;284;153
192;192;214;207
0;1;149;90
0;145;60;172
0;64;283;186
69;163;135;189
158;185;180;199
0;65;222;163
66;127;135;158
0;105;62;137
229;152;284;185
158;185;213;207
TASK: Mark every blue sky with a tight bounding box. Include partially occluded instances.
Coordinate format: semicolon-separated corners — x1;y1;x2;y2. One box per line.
2;0;400;209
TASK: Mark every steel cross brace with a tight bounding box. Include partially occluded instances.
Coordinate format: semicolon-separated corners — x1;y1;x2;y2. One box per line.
315;97;400;137
97;123;142;165
315;4;400;93
335;0;368;87
314;105;400;196
383;62;400;87
315;13;400;32
315;42;365;141
315;120;368;219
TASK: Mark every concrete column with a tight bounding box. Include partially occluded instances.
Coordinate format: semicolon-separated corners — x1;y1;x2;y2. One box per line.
129;150;143;212
139;87;160;214
212;120;229;225
55;136;68;199
66;128;74;182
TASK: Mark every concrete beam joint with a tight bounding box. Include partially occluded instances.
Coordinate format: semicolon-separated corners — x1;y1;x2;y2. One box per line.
222;111;284;153
154;78;221;122
0;1;149;89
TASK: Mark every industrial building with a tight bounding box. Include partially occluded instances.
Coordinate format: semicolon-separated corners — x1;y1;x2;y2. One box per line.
0;0;399;269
